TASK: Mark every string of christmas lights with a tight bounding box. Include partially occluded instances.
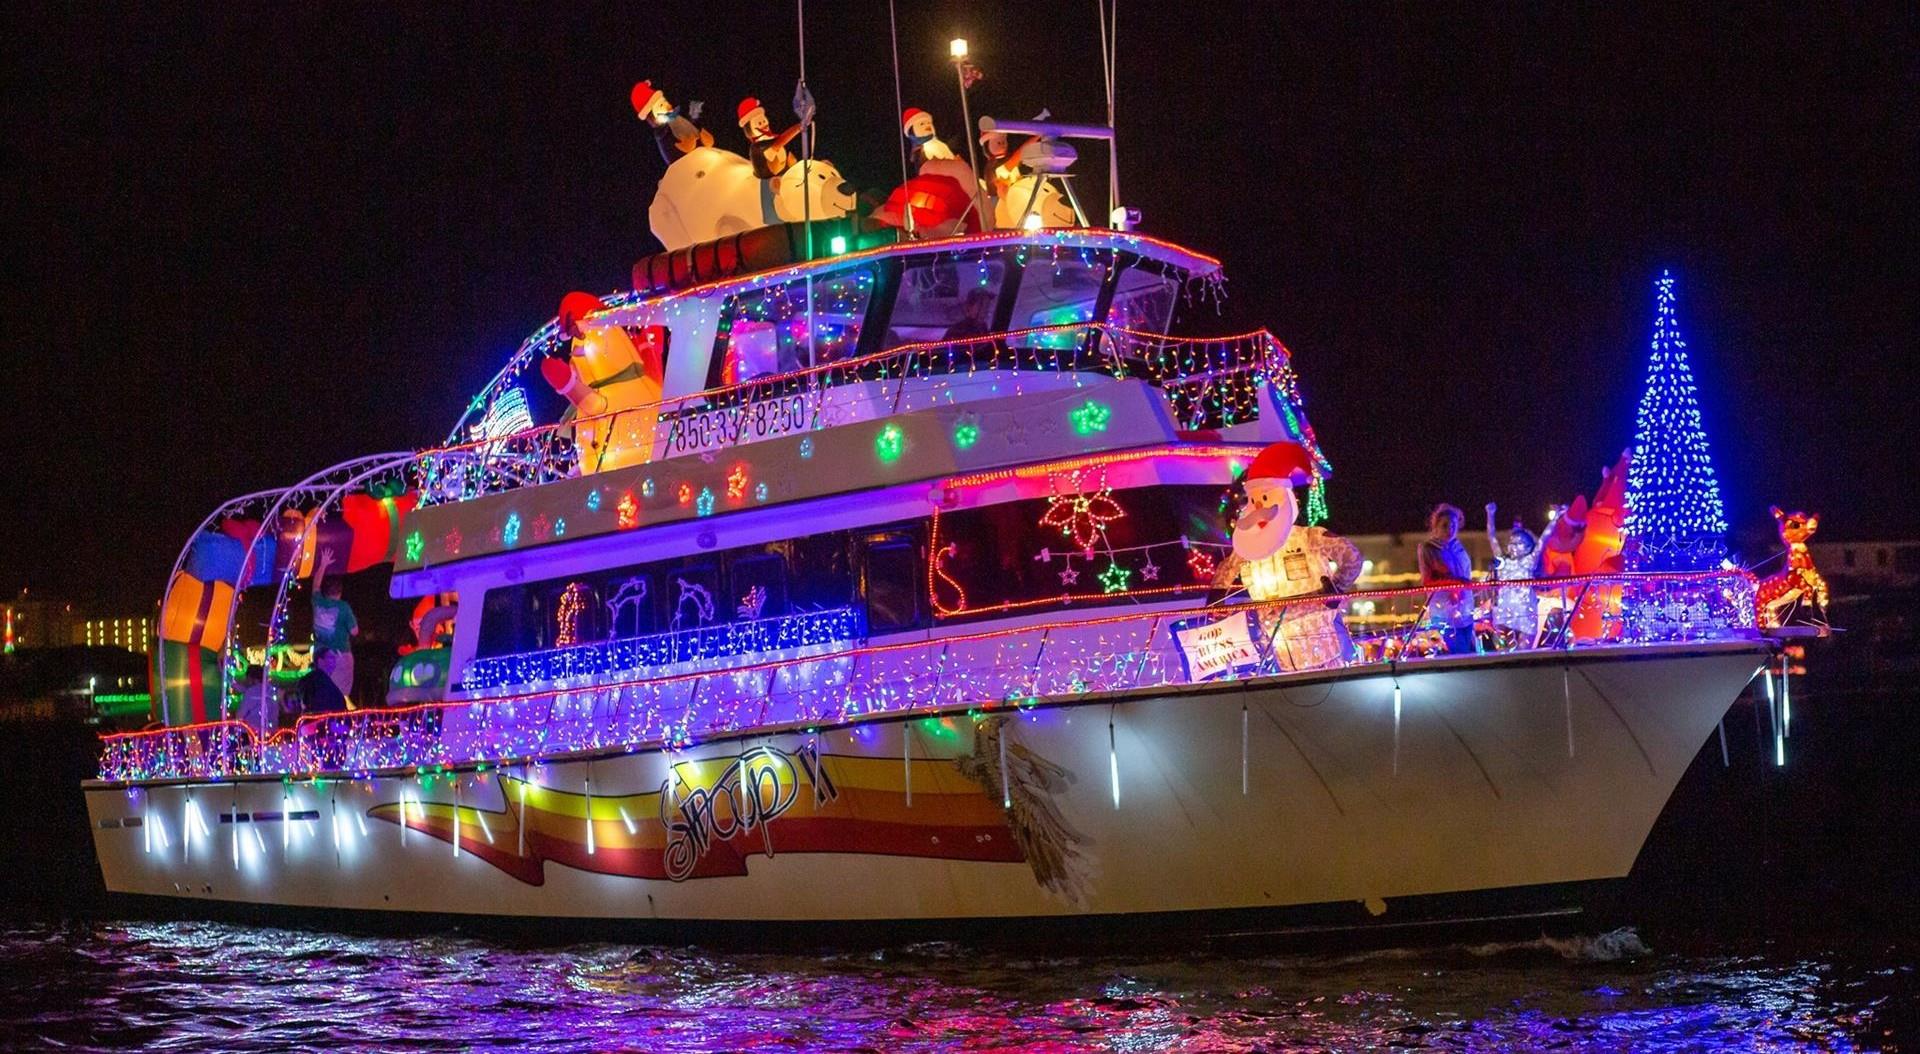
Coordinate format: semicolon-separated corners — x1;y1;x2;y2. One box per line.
100;571;1756;783
1623;270;1728;571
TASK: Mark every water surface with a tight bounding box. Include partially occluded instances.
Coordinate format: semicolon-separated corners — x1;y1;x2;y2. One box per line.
3;920;1910;1052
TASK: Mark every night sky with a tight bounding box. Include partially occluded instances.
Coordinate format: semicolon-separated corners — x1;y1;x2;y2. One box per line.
3;2;1913;613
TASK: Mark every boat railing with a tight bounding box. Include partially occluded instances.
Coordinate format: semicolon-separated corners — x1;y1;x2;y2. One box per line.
97;570;1758;782
413;323;1296;507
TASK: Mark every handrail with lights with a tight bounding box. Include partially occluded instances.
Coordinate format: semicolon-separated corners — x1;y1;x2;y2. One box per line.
97;570;1758;783
412;323;1301;508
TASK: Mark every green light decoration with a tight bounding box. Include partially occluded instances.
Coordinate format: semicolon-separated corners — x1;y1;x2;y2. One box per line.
403;530;424;562
1069;400;1112;435
1305;478;1329;526
1098;560;1132;593
952;419;981;449
875;423;905;462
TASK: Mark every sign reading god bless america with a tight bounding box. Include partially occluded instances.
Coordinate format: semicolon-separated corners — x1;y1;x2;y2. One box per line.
1171;611;1271;682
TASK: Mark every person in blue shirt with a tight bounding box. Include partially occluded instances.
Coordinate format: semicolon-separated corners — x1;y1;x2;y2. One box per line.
310;549;359;703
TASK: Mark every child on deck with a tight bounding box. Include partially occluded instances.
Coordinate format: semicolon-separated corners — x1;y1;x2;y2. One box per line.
1485;502;1541;647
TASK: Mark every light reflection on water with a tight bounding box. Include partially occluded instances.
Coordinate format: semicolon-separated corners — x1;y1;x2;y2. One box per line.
0;920;1907;1052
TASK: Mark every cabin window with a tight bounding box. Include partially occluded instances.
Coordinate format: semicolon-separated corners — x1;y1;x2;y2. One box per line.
885;255;1008;348
1108;263;1180;335
712;266;878;386
864;535;923;634
728;553;788;622
1007;250;1111;348
789;533;857;611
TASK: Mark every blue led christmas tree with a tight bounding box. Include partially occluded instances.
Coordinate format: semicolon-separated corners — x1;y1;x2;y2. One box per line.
1623;270;1728;570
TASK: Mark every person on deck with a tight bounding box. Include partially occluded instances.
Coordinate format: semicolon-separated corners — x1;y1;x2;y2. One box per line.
941;287;997;342
310;549;359;703
1417;504;1477;654
1485;501;1542;647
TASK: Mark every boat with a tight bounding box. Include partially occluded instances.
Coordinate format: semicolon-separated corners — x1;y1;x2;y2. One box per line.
83;72;1777;943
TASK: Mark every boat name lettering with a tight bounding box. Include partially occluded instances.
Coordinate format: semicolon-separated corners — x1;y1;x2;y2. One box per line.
661;743;838;881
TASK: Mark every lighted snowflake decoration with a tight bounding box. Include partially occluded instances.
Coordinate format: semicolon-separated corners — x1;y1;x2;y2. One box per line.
553;517;567;538
1069;400;1111;435
754;481;769;502
799;436;815;459
1098;561;1132;594
726;464;749;501
586;489;602;512
875;423;905;463
441;527;463;555
642;477;657;499
530;513;552;542
952;412;982;450
502;512;523;548
403;530;424;563
616;490;640;530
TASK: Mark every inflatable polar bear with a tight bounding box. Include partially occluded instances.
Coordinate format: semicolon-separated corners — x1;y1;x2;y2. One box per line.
648;146;858;252
995;174;1077;231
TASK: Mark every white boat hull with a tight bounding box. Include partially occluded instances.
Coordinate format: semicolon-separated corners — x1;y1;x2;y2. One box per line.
86;642;1764;931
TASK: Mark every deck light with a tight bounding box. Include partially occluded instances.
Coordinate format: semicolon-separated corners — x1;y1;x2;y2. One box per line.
950;38;968;59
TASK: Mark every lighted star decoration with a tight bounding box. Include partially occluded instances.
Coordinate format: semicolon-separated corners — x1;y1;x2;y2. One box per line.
696;487;717;517
616;491;640;530
531;512;552;542
1140;559;1161;581
403;530;424;563
585;489;602;512
441;527;463;555
726;464;749;501
1098;561;1132;594
1039;473;1126;551
1059;565;1080;585
1187;548;1216;581
502;512;523;548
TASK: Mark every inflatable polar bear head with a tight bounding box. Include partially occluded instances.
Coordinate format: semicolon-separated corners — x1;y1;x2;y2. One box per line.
648;146;857;252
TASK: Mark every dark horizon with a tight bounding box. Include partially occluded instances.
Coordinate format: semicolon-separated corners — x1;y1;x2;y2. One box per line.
3;1;1914;613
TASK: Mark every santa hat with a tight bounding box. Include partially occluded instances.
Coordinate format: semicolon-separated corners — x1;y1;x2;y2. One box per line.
1242;440;1316;487
737;98;764;126
556;291;606;336
902;107;929;130
630;80;663;115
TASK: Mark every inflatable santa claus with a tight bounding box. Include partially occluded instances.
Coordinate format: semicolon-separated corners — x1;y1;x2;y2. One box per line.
1219;440;1361;670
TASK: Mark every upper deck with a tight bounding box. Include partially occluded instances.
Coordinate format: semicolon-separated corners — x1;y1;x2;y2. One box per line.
395;230;1320;588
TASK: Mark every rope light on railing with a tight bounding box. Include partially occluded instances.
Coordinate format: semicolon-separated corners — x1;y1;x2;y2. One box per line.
98;570;1758;784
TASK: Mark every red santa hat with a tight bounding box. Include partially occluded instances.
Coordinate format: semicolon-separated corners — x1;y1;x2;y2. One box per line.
1242;440;1316;487
737;97;764;126
630;81;663;115
556;291;606;336
902;107;929;130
